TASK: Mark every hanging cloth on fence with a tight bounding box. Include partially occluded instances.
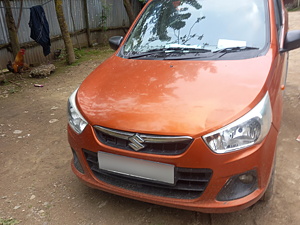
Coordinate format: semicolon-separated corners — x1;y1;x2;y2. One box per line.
29;5;51;56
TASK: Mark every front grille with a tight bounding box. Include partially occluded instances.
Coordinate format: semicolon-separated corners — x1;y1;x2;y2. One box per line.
84;149;212;199
94;126;193;155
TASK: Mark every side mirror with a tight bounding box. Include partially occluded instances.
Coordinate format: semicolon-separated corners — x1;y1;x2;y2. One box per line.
280;30;300;53
109;36;123;51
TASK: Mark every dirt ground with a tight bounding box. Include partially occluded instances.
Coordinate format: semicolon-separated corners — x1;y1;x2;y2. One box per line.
0;11;299;225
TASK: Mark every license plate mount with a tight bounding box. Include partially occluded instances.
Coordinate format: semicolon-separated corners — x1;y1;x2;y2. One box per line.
97;151;175;184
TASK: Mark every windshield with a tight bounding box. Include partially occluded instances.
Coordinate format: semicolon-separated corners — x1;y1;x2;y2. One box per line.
122;0;268;59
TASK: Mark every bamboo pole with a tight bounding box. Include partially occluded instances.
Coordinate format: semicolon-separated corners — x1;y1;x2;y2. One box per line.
83;0;92;47
70;0;81;49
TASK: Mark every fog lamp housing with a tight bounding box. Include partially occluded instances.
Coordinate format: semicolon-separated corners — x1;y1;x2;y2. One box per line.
72;149;84;174
217;170;258;201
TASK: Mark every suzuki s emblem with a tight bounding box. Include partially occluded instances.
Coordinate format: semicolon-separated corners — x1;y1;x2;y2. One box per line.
128;133;145;151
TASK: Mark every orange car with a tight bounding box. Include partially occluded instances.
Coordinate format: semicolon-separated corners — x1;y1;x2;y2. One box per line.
68;0;300;213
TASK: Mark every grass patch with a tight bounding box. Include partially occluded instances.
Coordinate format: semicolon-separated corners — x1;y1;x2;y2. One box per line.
288;7;300;12
8;86;19;94
54;46;114;69
0;217;20;225
30;45;114;85
0;46;114;95
0;80;22;94
72;46;114;66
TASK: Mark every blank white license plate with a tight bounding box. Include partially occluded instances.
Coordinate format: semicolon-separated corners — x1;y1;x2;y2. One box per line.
97;151;175;184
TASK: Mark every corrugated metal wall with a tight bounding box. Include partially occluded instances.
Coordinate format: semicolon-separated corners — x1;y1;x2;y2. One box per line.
284;0;300;8
0;0;141;69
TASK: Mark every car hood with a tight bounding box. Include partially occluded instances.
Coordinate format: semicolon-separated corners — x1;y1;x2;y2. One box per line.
77;54;272;136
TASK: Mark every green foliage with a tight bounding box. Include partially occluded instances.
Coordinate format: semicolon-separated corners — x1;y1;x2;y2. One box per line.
72;47;113;66
8;87;18;94
54;46;114;68
288;6;300;12
99;1;111;31
74;48;83;59
56;48;104;61
0;217;20;225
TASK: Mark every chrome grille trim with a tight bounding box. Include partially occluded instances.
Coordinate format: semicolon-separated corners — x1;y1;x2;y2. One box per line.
94;126;193;143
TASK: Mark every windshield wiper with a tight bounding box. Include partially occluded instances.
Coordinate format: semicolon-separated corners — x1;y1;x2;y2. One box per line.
178;48;211;53
126;49;169;59
126;47;211;59
213;46;259;53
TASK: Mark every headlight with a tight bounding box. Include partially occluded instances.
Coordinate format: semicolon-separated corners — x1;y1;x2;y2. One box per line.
203;92;272;154
67;88;88;134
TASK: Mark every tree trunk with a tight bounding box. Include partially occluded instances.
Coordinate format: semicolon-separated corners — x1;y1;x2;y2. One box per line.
54;0;75;65
3;0;20;58
123;0;135;25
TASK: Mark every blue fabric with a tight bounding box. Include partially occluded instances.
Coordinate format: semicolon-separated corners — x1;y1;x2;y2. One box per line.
29;5;51;56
